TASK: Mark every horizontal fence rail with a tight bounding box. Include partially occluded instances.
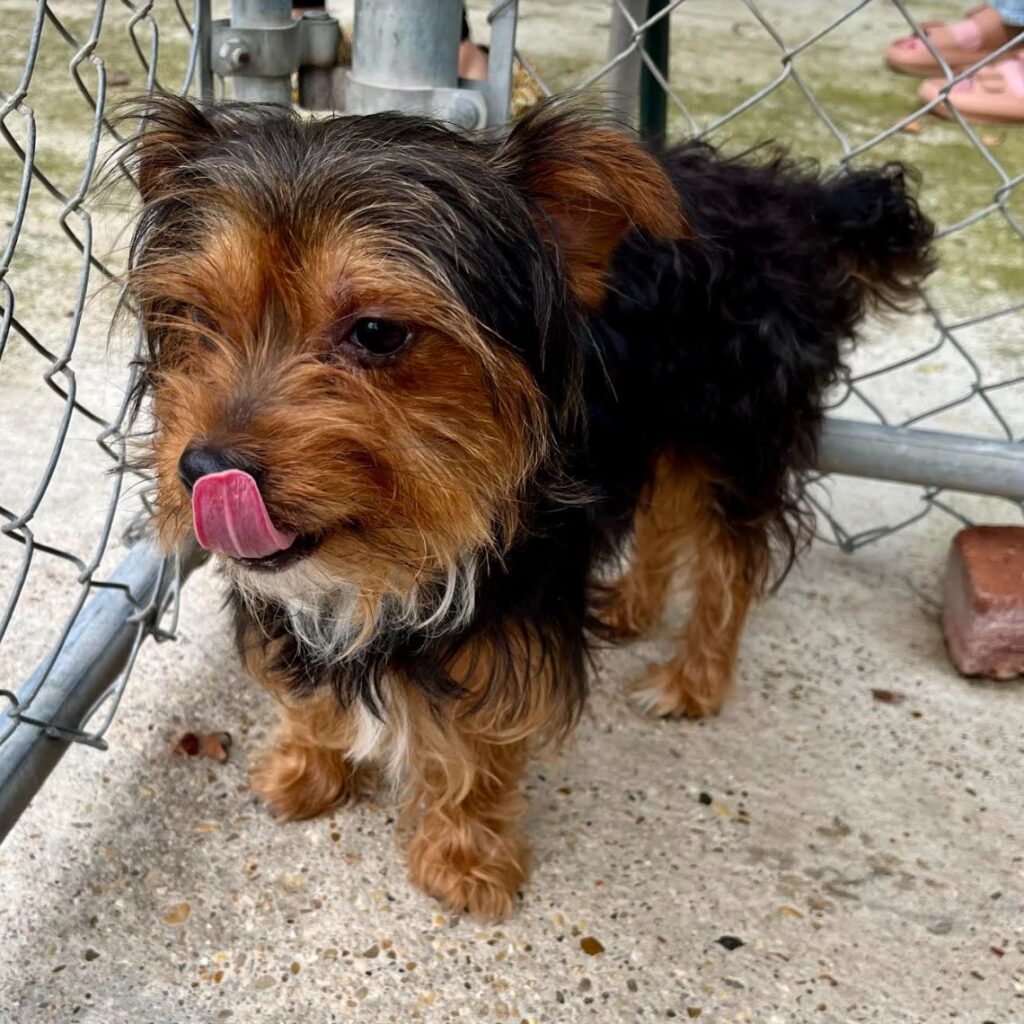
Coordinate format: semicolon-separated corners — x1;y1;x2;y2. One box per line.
819;419;1024;502
0;539;204;843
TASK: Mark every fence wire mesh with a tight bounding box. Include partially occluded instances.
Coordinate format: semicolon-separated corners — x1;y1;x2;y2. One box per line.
0;1;202;761
497;0;1024;549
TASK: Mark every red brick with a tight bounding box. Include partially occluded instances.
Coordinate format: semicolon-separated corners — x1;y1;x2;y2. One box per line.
943;526;1024;679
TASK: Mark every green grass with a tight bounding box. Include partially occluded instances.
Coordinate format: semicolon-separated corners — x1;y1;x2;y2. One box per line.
0;0;193;197
0;0;194;377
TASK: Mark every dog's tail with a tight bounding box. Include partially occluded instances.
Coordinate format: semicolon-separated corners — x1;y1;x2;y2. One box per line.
625;146;936;587
816;163;935;312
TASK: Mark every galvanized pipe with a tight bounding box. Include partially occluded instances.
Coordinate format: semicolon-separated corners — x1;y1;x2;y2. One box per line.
483;0;518;127
195;0;215;100
606;0;646;125
345;0;485;126
818;418;1024;501
352;0;461;89
228;0;294;105
0;540;204;843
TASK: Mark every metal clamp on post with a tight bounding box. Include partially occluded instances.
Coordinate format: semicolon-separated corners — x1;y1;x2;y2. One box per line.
344;0;487;129
210;0;521;121
211;2;341;107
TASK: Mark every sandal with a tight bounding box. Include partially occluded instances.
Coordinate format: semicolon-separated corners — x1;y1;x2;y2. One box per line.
919;52;1024;123
885;4;1024;77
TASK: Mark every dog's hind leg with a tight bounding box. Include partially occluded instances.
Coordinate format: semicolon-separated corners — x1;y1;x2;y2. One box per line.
617;457;767;719
599;454;693;639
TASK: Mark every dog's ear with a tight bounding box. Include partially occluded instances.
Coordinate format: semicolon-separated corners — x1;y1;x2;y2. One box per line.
122;94;224;204
124;95;288;203
497;103;687;307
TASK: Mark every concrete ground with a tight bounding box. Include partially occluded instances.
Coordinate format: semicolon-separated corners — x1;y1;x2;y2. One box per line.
3;488;1024;1024
1;2;1023;1023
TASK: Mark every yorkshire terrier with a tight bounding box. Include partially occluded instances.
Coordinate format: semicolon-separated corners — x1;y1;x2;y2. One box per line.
124;95;933;919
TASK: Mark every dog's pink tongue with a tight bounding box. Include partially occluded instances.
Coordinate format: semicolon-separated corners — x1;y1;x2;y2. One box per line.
191;469;296;560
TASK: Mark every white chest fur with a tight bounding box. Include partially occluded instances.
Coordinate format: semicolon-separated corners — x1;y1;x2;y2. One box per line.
348;689;412;784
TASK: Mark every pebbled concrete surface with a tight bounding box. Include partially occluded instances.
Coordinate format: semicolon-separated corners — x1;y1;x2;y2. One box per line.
2;493;1023;1024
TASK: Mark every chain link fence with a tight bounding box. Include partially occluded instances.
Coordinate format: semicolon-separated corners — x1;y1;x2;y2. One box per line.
1;0;1022;836
0;0;207;837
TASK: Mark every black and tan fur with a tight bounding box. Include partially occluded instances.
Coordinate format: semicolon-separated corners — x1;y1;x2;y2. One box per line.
122;95;933;919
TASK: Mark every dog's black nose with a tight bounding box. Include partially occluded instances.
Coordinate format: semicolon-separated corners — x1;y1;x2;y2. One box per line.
177;446;261;492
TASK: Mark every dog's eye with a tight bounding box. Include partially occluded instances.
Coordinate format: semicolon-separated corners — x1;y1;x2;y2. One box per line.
346;318;412;358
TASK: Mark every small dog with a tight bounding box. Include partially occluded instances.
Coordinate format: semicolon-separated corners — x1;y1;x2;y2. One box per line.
124;95;933;919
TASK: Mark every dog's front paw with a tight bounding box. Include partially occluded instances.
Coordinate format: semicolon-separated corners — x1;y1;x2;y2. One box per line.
407;823;528;921
252;739;372;821
630;659;729;719
595;585;660;640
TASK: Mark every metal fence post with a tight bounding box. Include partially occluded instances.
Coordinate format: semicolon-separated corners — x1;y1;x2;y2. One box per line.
225;0;294;105
210;0;341;107
195;0;215;100
607;0;645;125
344;0;486;127
483;0;518;127
354;0;460;91
639;0;670;145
